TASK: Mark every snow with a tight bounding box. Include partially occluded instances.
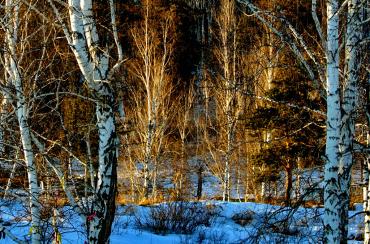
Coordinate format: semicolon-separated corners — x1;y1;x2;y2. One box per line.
0;200;364;243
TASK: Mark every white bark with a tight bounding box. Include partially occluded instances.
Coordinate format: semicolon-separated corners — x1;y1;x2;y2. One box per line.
4;1;41;243
261;182;266;200
129;2;174;200
338;0;362;240
364;1;370;242
323;1;341;243
48;0;119;242
0;98;8;155
3;156;18;199
364;137;370;243
216;0;240;202
237;0;365;241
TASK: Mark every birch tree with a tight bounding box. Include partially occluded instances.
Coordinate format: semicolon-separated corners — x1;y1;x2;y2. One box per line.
1;1;42;243
237;0;367;241
323;1;342;242
338;0;363;239
46;0;123;242
127;0;175;200
362;1;370;242
173;85;195;200
364;130;370;243
212;0;242;201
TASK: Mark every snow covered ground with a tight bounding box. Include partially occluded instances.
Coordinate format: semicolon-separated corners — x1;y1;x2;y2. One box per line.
0;200;364;243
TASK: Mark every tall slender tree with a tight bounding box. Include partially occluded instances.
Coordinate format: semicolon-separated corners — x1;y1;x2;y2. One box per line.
212;0;242;201
47;0;123;242
338;0;363;239
127;0;176;200
1;1;41;243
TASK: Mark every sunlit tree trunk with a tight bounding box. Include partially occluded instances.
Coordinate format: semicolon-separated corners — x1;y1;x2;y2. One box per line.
215;0;240;202
129;1;174;201
3;150;19;200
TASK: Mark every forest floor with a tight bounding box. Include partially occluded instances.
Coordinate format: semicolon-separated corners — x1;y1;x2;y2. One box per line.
0;200;364;243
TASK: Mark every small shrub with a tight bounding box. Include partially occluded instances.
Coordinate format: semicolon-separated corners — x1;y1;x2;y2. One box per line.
122;204;137;216
270;223;299;236
231;210;255;226
180;227;228;244
136;202;220;234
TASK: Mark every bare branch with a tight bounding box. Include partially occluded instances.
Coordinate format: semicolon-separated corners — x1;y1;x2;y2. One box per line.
311;0;325;47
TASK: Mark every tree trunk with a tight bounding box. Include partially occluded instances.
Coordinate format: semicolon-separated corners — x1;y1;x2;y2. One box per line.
338;0;362;241
3;159;17;200
143;119;155;199
223;154;231;201
197;166;203;200
285;163;292;206
152;160;158;200
16;57;42;244
86;96;117;244
63;1;118;242
323;1;341;243
0;98;8;156
364;1;370;242
4;1;41;242
261;182;266;202
364;154;370;244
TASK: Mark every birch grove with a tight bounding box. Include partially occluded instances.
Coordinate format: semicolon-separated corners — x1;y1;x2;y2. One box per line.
0;0;368;243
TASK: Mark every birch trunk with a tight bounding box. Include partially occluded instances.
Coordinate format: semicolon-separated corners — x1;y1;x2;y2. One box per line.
4;1;41;243
12;31;41;244
364;143;370;243
62;1;118;242
3;157;17;200
0;98;7;156
338;0;362;241
323;1;341;243
129;1;174;200
364;1;370;242
143;119;154;199
261;182;266;201
223;125;232;201
88;95;117;244
217;0;238;202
